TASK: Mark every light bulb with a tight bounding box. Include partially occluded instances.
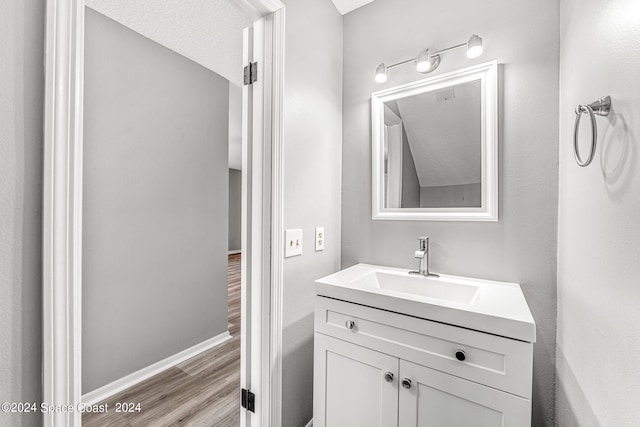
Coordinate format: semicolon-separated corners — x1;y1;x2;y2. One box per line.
375;63;388;83
416;49;431;73
467;34;483;59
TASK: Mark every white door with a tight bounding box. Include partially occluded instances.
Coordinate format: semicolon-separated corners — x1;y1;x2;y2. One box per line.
237;6;284;426
240;16;269;427
398;360;531;427
314;333;399;427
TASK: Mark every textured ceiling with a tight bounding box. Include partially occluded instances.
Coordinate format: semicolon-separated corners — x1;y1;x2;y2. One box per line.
394;79;482;188
85;0;252;86
330;0;376;15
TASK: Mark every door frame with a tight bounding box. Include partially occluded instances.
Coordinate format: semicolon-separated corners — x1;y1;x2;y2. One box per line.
383;105;403;208
42;0;285;426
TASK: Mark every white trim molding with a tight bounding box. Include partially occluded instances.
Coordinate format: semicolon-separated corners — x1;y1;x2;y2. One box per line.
82;332;232;406
229;249;243;255
268;7;285;427
240;7;286;425
238;4;285;427
43;1;85;426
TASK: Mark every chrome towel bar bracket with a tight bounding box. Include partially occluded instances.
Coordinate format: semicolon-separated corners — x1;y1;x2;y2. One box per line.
573;96;612;167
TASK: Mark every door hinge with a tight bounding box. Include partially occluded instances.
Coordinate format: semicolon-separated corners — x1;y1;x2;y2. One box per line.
243;62;258;86
241;388;255;412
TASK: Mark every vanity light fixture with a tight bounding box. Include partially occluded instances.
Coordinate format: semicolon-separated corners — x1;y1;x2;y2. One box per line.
466;34;484;58
374;34;484;82
375;63;388;83
416;49;441;73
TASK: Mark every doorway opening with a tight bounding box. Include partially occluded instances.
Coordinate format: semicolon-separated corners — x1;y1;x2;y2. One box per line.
43;0;285;425
79;2;249;425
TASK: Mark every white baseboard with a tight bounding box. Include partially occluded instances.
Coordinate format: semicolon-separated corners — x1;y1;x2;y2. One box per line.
82;331;232;405
228;250;241;255
305;420;313;427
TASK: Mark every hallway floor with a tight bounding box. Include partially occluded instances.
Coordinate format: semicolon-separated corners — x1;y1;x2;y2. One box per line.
83;253;242;427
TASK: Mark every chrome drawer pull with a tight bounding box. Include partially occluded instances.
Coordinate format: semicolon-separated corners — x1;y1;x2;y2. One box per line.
345;320;355;330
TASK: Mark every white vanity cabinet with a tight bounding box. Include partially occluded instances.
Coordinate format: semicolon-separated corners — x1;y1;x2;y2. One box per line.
398;359;529;426
314;333;399;427
313;296;533;427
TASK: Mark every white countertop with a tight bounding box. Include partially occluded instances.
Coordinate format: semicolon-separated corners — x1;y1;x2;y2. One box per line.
315;263;536;343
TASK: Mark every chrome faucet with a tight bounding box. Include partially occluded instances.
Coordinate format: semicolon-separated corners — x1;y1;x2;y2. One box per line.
410;236;439;277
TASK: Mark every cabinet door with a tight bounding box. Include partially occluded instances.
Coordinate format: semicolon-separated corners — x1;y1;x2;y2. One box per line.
314;333;399;427
398;360;530;427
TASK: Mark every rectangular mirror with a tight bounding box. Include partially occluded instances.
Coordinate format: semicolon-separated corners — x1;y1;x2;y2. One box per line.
371;61;498;221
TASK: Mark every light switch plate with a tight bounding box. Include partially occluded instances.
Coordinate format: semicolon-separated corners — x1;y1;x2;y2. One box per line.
285;229;303;258
315;227;325;251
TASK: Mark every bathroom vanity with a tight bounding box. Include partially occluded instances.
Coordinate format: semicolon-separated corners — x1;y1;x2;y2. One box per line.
313;264;535;426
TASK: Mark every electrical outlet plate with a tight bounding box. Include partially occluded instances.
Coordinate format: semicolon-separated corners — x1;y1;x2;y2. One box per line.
285;229;303;258
315;227;325;251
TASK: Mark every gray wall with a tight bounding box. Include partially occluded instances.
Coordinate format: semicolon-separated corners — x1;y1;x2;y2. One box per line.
0;1;44;425
401;126;420;208
419;183;481;208
280;0;343;426
228;168;242;251
82;8;229;392
0;1;341;423
556;0;640;425
342;0;559;425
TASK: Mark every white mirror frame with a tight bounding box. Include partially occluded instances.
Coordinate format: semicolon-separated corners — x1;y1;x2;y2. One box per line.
371;60;498;221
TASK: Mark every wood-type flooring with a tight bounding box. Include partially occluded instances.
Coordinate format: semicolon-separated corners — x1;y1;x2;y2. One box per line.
83;253;242;427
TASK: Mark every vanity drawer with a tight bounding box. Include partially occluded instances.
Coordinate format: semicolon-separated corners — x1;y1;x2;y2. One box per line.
314;296;533;399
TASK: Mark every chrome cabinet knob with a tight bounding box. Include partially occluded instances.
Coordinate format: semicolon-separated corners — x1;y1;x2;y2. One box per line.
401;378;412;389
345;320;355;330
384;372;394;383
455;349;466;361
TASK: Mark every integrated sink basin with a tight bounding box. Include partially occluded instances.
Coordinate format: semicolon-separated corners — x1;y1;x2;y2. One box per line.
351;271;480;305
315;263;536;342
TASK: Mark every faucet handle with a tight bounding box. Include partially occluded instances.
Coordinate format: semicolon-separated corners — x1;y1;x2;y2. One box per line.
417;236;429;249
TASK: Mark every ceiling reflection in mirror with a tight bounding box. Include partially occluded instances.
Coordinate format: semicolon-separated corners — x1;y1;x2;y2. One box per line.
383;79;481;209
